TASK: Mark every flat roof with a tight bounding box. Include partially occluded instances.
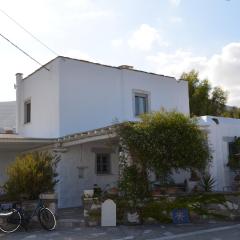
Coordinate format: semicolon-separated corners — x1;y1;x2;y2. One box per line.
22;56;186;83
0;124;118;151
0;134;56;152
198;115;240;125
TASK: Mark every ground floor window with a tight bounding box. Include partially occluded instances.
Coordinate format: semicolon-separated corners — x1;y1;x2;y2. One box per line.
96;153;111;174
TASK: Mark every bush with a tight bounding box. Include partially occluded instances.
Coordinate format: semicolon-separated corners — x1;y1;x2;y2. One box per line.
142;200;172;223
142;193;227;223
117;111;211;205
118;111;211;178
199;174;216;192
119;165;151;207
4;152;60;200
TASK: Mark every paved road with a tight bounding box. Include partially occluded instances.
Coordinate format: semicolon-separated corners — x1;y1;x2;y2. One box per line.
0;223;239;240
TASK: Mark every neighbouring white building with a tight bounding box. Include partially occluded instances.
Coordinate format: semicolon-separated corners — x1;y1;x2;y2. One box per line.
0;101;16;133
198;116;240;191
0;56;190;208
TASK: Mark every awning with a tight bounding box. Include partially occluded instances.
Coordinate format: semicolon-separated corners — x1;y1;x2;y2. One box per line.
0;134;56;152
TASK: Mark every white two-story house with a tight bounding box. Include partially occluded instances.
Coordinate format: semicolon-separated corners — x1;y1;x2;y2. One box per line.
0;56;189;208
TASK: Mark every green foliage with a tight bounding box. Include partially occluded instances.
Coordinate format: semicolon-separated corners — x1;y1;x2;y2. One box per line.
118;165;150;207
181;70;228;117
88;209;101;220
181;70;211;116
209;87;228;116
142;193;227;223
117;111;211;209
118;111;211;177
228;137;240;170
199;174;216;192
115;198;129;223
4;152;60;200
142;200;172;223
223;107;240;119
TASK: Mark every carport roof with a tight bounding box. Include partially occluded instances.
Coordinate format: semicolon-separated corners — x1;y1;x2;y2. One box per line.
0;124;121;152
0;134;56;152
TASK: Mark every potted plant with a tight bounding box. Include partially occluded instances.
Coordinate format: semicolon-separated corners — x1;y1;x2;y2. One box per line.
88;209;101;226
93;184;102;198
188;170;200;192
4;152;60;215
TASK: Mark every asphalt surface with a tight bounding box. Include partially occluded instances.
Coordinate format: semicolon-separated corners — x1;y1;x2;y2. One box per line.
0;222;239;240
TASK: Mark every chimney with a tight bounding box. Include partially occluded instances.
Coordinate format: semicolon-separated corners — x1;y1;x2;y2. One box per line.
15;73;23;134
118;65;134;70
16;73;23;82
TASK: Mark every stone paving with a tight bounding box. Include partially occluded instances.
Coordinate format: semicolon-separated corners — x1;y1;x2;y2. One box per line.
0;222;240;240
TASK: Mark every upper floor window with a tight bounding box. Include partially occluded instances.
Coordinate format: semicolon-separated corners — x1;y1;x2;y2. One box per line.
96;153;111;175
134;92;149;116
24;100;31;124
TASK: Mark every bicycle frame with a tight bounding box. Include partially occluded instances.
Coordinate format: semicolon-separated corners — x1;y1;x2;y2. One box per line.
16;199;45;224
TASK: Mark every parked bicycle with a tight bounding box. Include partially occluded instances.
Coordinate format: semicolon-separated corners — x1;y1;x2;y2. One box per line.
0;199;56;233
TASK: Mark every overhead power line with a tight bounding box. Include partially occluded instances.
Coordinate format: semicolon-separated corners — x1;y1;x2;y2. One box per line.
0;32;49;71
0;8;59;56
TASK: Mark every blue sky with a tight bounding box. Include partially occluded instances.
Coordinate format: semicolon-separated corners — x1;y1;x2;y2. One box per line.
0;0;240;105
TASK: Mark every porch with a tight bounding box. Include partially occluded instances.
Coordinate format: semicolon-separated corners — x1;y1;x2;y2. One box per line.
0;134;56;185
0;126;120;209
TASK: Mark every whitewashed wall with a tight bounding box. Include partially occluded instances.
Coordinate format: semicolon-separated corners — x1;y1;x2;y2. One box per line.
58;57;189;136
17;57;189;138
198;116;240;191
16;59;60;138
57;140;119;208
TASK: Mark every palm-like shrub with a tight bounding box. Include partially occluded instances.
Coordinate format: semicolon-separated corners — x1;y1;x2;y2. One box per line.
4;152;60;200
199;174;216;192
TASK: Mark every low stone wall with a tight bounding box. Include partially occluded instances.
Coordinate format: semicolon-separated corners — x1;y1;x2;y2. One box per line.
152;192;240;222
205;192;240;220
82;192;240;226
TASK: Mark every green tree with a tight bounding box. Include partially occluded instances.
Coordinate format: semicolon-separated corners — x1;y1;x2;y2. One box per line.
223;106;240;118
209;87;228;116
118;111;211;201
181;70;210;116
181;70;228;117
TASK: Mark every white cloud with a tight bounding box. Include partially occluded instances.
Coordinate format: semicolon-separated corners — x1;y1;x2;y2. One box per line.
169;0;181;7
170;16;183;23
63;0;91;8
128;24;168;51
147;42;240;106
147;49;207;77
111;39;123;47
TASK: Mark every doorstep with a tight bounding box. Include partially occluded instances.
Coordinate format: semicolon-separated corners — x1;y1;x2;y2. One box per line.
57;207;86;229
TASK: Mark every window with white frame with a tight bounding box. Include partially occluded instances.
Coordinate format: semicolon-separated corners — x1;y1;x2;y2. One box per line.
134;92;149;116
24;100;31;124
96;153;111;174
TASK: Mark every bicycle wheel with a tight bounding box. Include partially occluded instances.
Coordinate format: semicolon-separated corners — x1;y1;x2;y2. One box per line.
38;208;56;231
0;209;21;233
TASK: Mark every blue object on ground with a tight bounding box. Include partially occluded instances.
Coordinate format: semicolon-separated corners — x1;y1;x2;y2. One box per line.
172;208;190;224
